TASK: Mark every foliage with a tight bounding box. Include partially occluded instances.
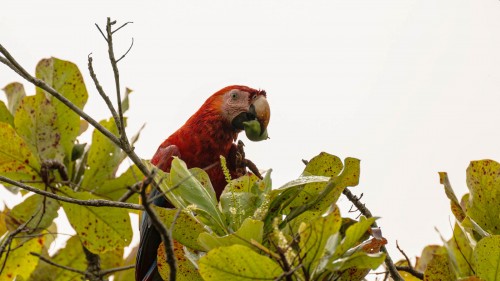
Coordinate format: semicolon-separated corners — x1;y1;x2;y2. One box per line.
395;161;500;280
149;152;387;280
0;57;138;280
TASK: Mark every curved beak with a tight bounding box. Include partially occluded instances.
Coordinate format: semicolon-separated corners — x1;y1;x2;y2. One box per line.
231;95;271;141
248;95;270;135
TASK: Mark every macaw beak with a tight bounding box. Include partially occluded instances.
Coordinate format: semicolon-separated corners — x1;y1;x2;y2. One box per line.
231;95;270;141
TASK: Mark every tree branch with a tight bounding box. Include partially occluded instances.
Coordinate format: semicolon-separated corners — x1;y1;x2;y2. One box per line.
0;176;143;210
395;241;423;280
342;187;403;281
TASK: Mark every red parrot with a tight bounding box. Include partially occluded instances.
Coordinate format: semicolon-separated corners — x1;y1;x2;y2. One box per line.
136;85;270;281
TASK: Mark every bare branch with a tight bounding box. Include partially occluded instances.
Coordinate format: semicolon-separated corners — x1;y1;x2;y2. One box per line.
342;187;403;281
0;176;143;210
88;54;122;132
395;241;424;280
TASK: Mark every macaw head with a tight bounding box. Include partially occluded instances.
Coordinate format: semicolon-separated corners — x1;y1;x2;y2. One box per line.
206;85;270;141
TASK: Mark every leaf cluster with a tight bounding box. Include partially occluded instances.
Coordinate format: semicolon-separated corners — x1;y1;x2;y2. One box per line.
396;161;500;280
0;58;140;280
149;152;387;281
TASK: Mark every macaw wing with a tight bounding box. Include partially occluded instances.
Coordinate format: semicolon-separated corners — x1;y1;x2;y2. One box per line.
136;145;180;281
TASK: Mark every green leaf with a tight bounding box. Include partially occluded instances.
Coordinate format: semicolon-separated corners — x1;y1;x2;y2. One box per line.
298;206;342;275
332;217;376;260
154;206;207;251
94;165;142;203
2;82;26;114
284;156;360;217
199;244;284;281
158;240;203;281
439;172;466;222
0;122;41;190
446;223;474;277
198;218;263;251
0;236;45;280
0;101;14;127
473;235;500;280
328;251;386;271
35;58;88;158
169;157;226;234
59;186;132;253
466;160;500;235
14;93;64;162
10;194;59;231
82;118;122;190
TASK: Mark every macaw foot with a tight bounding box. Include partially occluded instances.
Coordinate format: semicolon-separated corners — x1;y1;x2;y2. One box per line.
234;140;263;179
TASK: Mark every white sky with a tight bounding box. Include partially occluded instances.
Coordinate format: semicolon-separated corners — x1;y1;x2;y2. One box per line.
2;0;500;274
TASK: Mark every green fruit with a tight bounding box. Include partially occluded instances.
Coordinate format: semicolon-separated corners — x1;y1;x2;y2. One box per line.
243;120;268;142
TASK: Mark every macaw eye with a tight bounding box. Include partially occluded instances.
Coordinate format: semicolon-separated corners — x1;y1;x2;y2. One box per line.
252;95;257;100
231;92;238;100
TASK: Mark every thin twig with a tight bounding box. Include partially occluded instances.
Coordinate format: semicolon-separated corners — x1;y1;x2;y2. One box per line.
342;187;403;281
0;176;143;210
117;38;134;63
395;241;423;279
95;23;107;42
105;17;127;139
30;252;87;275
112;21;133;34
88;54;122;134
99;264;134;276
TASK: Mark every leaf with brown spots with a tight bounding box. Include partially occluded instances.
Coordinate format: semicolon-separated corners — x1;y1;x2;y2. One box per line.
14;93;64;162
423;247;455;281
35;58;88;159
472;235;500;280
0;122;41;191
59;186;132;253
2;82;26;114
0;235;45;280
282;156;360;225
439;172;466;222
158;240;202;281
466;160;500;235
10;194;60;231
154;206;207;251
199;244;283;281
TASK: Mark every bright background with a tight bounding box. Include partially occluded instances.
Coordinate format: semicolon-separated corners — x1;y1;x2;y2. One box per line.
2;0;500;276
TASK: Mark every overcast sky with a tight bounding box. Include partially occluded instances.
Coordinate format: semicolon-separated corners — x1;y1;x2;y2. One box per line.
2;0;500;272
